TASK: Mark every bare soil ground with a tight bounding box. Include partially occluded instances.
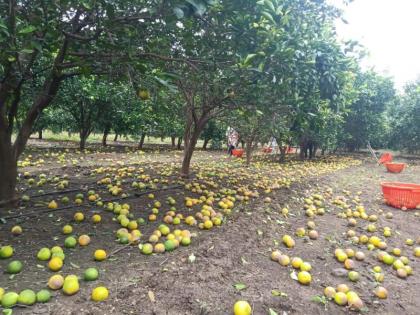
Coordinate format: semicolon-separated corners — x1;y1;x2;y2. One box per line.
0;142;419;315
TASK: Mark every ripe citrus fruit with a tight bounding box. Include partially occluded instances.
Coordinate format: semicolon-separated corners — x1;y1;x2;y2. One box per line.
297;271;312;285
233;300;252;315
62;224;73;234
78;234;91;246
92;214;101;223
141;243;153;255
94;249;107;261
74;212;84;222
48;274;64;290
63;275;79;295
48;257;63;271
334;291;348;305
11;225;22;236
91;286;109;302
0;245;14;259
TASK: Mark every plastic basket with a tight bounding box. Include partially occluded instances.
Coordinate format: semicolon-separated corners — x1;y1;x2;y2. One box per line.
381;182;420;209
384;162;406;173
378;153;393;164
232;149;244;157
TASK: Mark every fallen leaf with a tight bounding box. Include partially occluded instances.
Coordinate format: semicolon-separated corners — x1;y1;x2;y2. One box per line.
148;290;155;303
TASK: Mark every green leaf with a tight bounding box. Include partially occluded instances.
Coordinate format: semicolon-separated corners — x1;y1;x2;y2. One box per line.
271;290;287;297
18;25;36;34
21;48;34;54
268;308;278;315
233;283;247;291
244;53;257;65
2;309;13;315
261;11;276;24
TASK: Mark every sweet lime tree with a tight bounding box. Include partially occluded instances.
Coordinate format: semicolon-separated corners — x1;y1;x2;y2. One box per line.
0;0;214;205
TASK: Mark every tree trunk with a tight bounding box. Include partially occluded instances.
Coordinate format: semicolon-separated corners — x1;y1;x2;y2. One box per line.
114;133;118;141
0;140;18;208
138;133;146;150
321;148;326;156
79;134;87;151
181;118;207;177
38;130;43;139
181;130;201;177
171;136;176;148
177;137;182;150
102;127;110;147
203;138;209;150
245;139;253;166
279;146;287;163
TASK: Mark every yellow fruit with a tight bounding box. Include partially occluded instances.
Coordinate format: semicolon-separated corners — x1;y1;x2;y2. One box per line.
278;254;290;266
414;247;420;257
374;286;388;299
92;214;101;223
291;257;303;269
300;262;312;272
324;286;336;299
48;200;58;209
74;212;84;222
11;225;22;236
62;225;73;234
94;249;107;261
48;274;65;290
48;257;63;271
282;235;295;248
297;271;311;285
0;287;4;301
203;220;213;229
233;300;252;315
336;284;349;293
334;292;348;305
63;276;79;295
78;234;91;246
347;291;363;310
0;245;14;258
91;286;109;302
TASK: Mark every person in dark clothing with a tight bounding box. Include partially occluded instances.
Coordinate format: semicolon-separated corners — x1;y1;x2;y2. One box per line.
228;144;235;155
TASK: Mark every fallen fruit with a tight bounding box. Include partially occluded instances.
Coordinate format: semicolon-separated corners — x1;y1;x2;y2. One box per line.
374;286;388;299
92;286;109;302
233;300;252;315
297;271;312;285
17;289;36;306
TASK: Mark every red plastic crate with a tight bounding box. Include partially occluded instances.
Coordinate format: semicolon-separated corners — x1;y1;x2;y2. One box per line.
232;149;244;157
381;182;420;209
384;162;406;173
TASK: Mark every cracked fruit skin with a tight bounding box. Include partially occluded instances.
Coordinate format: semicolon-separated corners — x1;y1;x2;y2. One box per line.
233;300;252;315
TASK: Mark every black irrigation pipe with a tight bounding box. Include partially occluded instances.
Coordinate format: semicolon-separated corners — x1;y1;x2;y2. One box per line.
0;184;183;222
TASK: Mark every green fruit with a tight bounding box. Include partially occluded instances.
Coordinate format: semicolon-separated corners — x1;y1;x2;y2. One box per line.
137;218;146;225
181;237;191;246
0;245;14;259
141;243;153;255
348;271;360;282
18;289;36;305
64;236;77;248
52;252;65;260
61;196;70;204
36;289;51;303
164;240;176;252
84;268;99;281
1;292;19;307
7;260;23;274
119;236;129;244
37;247;52;261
